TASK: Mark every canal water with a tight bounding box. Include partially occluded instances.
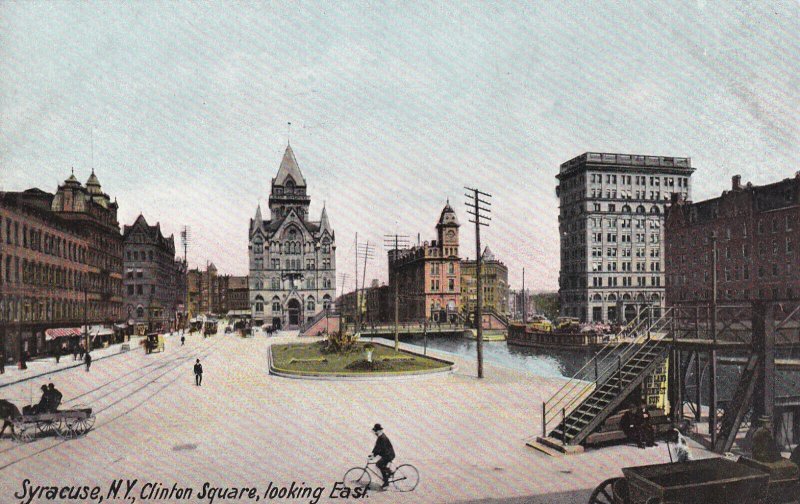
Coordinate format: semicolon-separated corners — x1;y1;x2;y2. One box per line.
381;334;595;378
381;335;800;402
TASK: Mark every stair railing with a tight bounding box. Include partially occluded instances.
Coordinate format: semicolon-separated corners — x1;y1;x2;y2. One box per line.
557;312;673;431
542;309;653;426
542;307;674;441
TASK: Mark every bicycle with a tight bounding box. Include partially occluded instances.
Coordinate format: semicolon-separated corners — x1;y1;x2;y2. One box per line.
343;458;419;492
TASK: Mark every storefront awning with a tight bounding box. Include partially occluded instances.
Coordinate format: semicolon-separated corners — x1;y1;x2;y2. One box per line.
81;325;114;337
45;328;82;340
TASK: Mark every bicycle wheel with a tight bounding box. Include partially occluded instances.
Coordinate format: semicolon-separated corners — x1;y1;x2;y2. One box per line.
391;464;419;492
342;467;371;489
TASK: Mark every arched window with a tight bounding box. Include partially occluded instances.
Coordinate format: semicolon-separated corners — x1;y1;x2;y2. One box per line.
272;296;281;312
136;306;144;318
306;297;315;311
323;295;332;309
636;205;646;214
622;204;631;213
650;206;661;214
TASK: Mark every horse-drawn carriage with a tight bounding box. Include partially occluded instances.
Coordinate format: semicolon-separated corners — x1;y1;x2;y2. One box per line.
144;332;165;354
589;456;799;504
1;399;95;443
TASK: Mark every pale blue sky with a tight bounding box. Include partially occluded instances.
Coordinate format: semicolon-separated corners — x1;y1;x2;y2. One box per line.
1;1;798;291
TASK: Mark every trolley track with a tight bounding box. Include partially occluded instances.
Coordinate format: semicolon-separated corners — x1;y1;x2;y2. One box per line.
0;335;228;469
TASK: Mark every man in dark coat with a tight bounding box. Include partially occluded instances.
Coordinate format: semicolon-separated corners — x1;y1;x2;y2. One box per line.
47;383;62;412
369;424;395;489
194;359;203;386
84;352;92;372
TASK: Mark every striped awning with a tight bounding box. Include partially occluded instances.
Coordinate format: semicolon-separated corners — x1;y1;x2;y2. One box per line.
45;328;83;340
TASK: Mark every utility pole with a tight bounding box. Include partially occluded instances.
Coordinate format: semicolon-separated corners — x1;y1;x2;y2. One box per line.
465;187;491;379
181;226;189;329
384;233;410;351
338;273;349;328
709;236;718;443
522;267;526;324
353;233;358;334
356;241;374;333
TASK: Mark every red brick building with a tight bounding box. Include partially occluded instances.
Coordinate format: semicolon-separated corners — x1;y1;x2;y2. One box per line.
0;170;123;364
665;173;800;304
388;202;461;322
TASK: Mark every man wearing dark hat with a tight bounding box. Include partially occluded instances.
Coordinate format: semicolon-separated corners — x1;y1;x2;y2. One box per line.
369;424;395;490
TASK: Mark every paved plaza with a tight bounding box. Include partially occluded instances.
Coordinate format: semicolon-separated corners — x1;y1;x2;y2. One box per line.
0;331;713;503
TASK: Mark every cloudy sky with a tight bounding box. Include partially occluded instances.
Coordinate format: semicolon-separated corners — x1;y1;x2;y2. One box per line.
1;1;798;291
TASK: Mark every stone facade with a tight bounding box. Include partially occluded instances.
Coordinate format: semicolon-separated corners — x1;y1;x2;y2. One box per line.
388;202;461;322
248;145;336;328
556;152;695;322
665;173;800;304
460;246;509;323
122;214;183;330
220;275;249;313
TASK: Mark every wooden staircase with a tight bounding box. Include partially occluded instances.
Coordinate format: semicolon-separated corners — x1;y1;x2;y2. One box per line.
537;307;674;450
549;338;668;445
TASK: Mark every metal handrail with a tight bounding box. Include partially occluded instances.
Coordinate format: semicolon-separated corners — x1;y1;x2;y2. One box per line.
542;307;673;439
542;310;647;411
544;309;654;417
557;315;671;424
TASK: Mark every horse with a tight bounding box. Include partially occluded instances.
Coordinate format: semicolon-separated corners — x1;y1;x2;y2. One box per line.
0;399;22;438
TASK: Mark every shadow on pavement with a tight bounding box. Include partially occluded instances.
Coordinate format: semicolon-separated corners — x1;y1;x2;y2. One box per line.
456;488;591;504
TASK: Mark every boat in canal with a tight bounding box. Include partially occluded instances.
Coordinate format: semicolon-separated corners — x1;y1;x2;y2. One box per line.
507;316;622;349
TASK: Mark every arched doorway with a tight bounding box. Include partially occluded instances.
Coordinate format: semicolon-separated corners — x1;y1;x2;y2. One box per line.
287;299;301;327
624;304;637;322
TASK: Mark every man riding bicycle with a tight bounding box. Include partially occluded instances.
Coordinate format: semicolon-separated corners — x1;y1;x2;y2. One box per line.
369;424;395;490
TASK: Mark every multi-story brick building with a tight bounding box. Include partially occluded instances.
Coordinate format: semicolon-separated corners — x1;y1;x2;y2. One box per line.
460;246;509;323
665;173;800;304
556;152;695;323
50;171;124;325
174;259;188;327
388;202;461;323
122;214;183;331
248;145;336;328
220;275;249;313
186;264;221;317
0;171;122;363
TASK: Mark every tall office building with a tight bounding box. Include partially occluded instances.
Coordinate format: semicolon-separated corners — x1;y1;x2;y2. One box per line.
556;152;694;322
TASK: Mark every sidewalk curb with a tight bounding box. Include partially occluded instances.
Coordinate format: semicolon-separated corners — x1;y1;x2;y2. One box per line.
0;337;157;390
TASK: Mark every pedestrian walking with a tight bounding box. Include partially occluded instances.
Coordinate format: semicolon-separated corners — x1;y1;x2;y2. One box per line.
72;344;78;361
0;353;5;374
181;335;185;346
84;352;92;372
78;344;85;361
54;345;61;364
193;359;203;386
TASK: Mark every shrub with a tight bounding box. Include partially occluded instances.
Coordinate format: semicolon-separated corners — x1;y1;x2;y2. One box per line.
324;330;359;354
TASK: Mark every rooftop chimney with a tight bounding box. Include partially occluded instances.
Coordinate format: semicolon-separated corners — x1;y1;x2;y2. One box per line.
732;175;742;190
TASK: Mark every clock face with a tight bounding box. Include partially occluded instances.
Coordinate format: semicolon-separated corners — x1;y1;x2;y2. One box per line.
446;230;455;239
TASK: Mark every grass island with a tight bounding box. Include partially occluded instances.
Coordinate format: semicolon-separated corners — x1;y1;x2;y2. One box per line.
269;339;454;377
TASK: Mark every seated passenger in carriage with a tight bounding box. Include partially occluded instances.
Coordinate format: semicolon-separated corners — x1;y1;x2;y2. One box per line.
22;385;50;415
47;383;62;412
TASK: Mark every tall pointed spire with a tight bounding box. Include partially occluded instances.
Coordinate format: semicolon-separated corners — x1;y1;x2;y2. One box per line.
319;204;331;232
274;144;306;187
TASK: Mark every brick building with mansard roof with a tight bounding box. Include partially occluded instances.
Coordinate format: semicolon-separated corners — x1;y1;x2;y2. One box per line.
248;145;336;329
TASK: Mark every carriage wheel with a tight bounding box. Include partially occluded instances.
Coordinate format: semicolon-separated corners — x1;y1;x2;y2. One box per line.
11;420;34;443
56;418;78;439
588;477;626;504
69;413;96;436
36;419;58;437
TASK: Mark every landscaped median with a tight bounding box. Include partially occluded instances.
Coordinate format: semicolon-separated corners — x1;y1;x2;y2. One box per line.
268;340;455;379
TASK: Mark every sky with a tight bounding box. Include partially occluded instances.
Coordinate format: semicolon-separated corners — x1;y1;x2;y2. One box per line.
1;1;798;292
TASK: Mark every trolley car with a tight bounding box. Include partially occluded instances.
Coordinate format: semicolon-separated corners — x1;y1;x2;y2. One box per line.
145;332;165;353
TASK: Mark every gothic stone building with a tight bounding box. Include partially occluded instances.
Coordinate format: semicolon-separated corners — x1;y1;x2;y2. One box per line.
388;203;461;323
556;152;695;323
248;145;336;329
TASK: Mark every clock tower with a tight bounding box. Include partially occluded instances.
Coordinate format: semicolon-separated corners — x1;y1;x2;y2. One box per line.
436;201;460;257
